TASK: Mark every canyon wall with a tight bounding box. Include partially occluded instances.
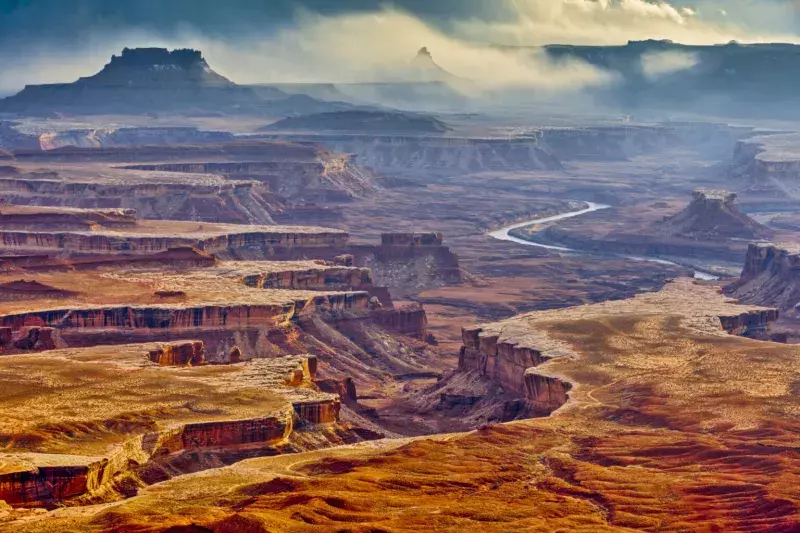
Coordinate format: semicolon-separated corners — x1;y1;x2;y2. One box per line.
726;243;800;311
0;176;277;225
260;134;563;173
458;326;571;419
121;155;376;201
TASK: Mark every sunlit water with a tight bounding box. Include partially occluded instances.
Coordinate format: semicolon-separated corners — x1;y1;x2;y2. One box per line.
489;202;720;281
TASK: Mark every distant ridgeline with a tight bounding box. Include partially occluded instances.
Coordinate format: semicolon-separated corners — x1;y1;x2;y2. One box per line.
543;39;800;119
0;47;354;116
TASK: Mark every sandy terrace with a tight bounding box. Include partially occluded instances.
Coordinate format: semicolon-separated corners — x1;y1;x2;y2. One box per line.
0;343;326;459
0;262;365;314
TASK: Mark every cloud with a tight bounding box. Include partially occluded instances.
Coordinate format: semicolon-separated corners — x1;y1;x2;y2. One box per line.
455;0;798;46
640;50;699;79
1;1;798;96
0;9;614;95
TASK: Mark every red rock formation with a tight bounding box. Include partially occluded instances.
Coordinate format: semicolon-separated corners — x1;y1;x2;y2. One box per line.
293;399;341;424
373;304;429;340
314;377;358;404
243;266;373;291
148;341;205;367
459;327;551;396
0;326;63;351
726;243;800;312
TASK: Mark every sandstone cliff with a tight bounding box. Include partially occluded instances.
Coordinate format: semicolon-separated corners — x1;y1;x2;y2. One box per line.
726;243;800;311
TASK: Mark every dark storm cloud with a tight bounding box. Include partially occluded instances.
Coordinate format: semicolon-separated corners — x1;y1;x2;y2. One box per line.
0;0;513;44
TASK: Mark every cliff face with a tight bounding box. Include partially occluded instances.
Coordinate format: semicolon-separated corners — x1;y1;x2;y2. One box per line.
38;127;235;151
726;243;800;311
459;326;571;419
121;154;376;201
0;344;370;508
0;176;277;225
267;134;562;173
0;227;348;256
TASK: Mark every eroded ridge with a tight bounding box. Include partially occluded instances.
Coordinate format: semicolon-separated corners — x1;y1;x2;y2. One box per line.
9;279;797;532
0;341;364;509
429;278;781;427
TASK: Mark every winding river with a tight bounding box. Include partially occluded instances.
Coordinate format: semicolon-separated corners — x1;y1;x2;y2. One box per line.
488;202;720;281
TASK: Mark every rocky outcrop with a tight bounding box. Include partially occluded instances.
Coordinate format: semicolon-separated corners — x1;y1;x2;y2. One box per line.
0;293;372;332
0;206;137;230
0;175;277;225
726;243;800;311
262;133;562;173
120;154;377;201
243;266;373;292
38;127;234;151
373;304;429;340
0;226;348;256
457;327;571;419
652;189;769;240
148;340;205;367
0;345;370;509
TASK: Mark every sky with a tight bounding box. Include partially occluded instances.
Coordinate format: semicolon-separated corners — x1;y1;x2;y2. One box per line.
1;1;799;93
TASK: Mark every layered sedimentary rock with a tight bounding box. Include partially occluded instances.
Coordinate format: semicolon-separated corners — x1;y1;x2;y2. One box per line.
731;133;800;203
436;279;779;426
0;173;277;225
261;133;562;173
652;189;769;240
38;127;235;150
121;154;376;201
16;277;799;532
0;343;358;508
0;219;347;256
0;206;137;230
726;243;800;311
0;48;356;116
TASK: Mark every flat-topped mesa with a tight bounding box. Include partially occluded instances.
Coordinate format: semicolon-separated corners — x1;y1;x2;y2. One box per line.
0;222;349;257
725;242;800;311
38;127;235;151
0;205;138;230
243;265;374;292
0;175;276;225
92;48;233;87
0;344;364;508
653;188;769;240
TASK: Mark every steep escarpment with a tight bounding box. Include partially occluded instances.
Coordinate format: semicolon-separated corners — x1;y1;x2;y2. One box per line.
38;127;235;150
0;174;278;225
730;133;800;205
263;133;562;173
0;48;356;116
120;154;376;201
418;279;779;430
0;343;371;509
29;278;800;533
726;243;800;311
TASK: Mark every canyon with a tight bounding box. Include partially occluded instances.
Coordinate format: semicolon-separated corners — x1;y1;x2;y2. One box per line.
0;44;799;531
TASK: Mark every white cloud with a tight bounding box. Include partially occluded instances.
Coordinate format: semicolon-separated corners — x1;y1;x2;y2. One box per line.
456;0;798;45
640;50;699;79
